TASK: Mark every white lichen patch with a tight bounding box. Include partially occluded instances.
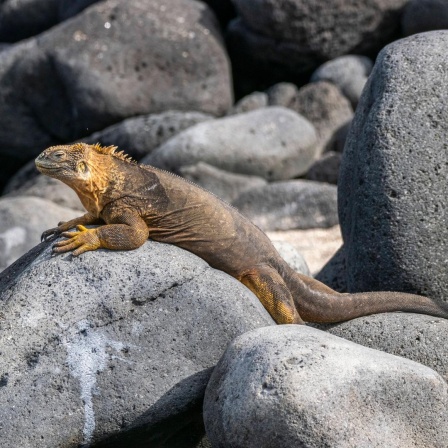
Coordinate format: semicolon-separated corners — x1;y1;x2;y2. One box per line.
63;320;130;445
0;226;26;265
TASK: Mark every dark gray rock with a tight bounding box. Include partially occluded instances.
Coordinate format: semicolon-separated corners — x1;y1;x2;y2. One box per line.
228;91;268;115
232;180;338;231
402;0;448;37
311;55;373;108
295;81;353;155
0;0;59;42
3;159;40;195
266;82;299;110
58;0;102;20
0;0;232;162
204;325;448;448
83;111;213;160
322;313;448;382
306;151;342;185
227;0;407;94
4;175;83;211
339;31;448;299
315;245;347;293
179;162;267;204
0;239;274;447
0;196;79;271
144;107;318;181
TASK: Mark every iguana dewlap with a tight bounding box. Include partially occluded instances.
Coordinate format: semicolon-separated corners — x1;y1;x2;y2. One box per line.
35;143;448;324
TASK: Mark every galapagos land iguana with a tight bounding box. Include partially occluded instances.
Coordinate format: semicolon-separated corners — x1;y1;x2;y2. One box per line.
35;143;448;324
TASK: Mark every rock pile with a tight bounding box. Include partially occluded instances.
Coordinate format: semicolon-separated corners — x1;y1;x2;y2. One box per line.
1;1;448;447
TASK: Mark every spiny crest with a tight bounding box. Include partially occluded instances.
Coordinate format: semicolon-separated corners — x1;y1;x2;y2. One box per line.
90;142;137;164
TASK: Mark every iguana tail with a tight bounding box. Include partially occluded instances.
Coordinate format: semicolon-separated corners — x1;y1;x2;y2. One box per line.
286;270;448;323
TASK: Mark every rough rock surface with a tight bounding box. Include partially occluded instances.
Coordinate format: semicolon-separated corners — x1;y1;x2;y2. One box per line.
402;0;448;37
232;180;338;231
204;325;448;448
5;175;83;211
0;240;274;447
179;162;267;204
315;245;348;292
321;313;448;382
228;91;268;115
0;196;79;271
0;0;232;161
266;82;299;110
144;107;318;181
311;55;373;107
295;81;353;155
227;0;407;94
83;111;213;160
339;31;448;299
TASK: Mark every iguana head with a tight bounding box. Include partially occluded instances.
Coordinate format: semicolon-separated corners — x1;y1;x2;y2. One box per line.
35;142;134;189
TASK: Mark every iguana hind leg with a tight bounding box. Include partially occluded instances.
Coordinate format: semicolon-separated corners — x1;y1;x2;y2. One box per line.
239;265;305;324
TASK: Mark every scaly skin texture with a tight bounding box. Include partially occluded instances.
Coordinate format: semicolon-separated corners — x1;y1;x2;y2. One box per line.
35;143;448;324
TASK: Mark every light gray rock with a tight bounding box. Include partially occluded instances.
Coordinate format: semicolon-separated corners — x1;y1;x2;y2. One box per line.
402;0;448;37
228;91;268;115
306;151;342;185
179;162;267;204
83;111;213;160
339;31;448;299
204;325;448;448
266;82;299;110
144;107;318;181
0;239;274;447
0;196;79;271
0;0;232;162
321;313;448;383
271;241;310;276
5;175;83;211
311;55;373;107
296;81;353;156
232;180;338;231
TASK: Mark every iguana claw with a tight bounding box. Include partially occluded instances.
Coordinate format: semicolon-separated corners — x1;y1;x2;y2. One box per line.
41;227;61;242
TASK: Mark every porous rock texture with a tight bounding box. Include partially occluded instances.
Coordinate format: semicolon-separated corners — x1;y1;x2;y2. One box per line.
0;196;79;271
232;180;338;231
339;31;448;300
204;325;448;448
228;0;407;94
0;0;232;161
321;313;448;382
0;240;273;447
144;107;318;181
83;111;213;160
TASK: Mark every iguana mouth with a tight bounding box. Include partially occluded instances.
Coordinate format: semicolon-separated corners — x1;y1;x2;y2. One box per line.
35;162;62;172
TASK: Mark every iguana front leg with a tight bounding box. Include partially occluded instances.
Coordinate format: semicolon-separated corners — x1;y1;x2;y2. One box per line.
52;207;149;256
41;213;104;242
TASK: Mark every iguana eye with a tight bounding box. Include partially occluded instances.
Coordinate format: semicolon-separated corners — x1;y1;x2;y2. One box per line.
53;151;65;159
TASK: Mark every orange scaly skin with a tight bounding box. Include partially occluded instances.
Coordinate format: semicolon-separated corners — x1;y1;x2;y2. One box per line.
35;143;448;324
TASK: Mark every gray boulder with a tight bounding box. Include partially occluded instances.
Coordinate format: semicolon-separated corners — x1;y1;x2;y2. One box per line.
306;151;342;185
228;91;268;115
232;180;338;231
0;239;274;447
311;55;373;108
322;313;448;383
402;0;448;37
339;31;448;299
295;81;353;155
5;175;83;211
266;82;299;110
227;0;407;93
0;196;79;271
144;107;318;181
83;111;213;160
315;245;348;293
204;325;448;448
0;0;232;161
179;162;267;204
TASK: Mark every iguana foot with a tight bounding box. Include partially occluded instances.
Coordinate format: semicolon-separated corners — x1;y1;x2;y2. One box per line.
41;227;62;242
52;225;101;256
